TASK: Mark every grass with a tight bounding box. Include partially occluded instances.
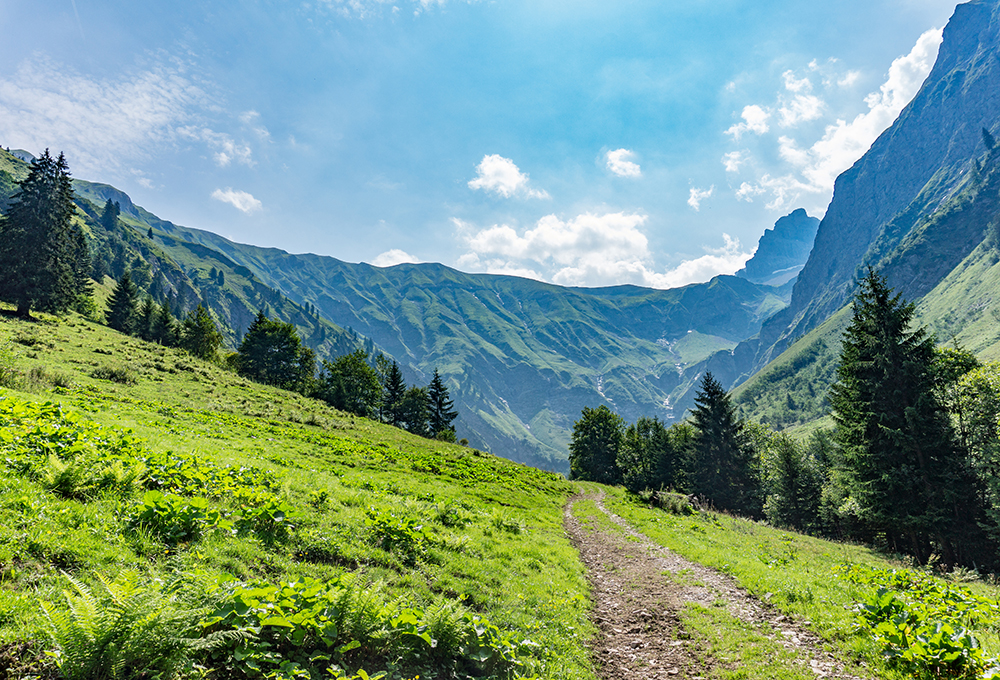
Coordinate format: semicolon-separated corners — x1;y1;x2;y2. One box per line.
0;308;596;679
599;485;1000;679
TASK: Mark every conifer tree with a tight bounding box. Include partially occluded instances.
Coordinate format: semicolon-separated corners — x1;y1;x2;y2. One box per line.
380;359;407;426
687;372;759;516
399;386;431;436
135;296;157;341
181;305;223;360
427;369;458;437
100;199;121;232
829;269;975;565
152;302;180;347
105;272;138;333
317;349;381;417
237;310;315;391
0;150;84;317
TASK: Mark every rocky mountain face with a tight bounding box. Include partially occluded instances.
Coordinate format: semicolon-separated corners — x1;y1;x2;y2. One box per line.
735;209;819;286
709;0;1000;392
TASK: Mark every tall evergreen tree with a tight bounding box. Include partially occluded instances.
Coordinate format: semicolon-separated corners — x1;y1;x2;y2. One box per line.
135;296;157;341
569;405;624;484
617;416;686;494
100;199;121;232
830;269;976;565
105;272;139;333
152;300;180;347
687;372;759;516
399;386;431;437
317;349;381;417
0;150;83;317
380;359;407;426
427;369;458;437
181;305;223;360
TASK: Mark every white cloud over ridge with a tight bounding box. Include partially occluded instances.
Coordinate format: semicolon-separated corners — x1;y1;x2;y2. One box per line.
455;213;752;289
468;154;549;199
371;249;421;267
724;27;942;211
606;148;642;178
212;188;262;214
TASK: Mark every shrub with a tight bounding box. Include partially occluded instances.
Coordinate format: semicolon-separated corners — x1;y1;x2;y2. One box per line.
90;364;136;385
129;490;233;544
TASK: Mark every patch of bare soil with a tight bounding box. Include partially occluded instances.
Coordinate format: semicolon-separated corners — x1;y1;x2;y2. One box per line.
564;490;864;680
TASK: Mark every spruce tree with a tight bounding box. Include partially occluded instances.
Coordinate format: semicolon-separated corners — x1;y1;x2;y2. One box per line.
687;372;759;516
237;310;315;391
829;269;975;565
181;305;223;360
152;302;180;347
136;296;157;341
100;199;121;232
427;369;458;437
0;150;83;317
105;272;139;333
380;359;407;426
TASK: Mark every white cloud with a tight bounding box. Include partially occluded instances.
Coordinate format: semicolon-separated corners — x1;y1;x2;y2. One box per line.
456;213;750;288
724;27;943;211
318;0;463;19
778;94;824;128
179;126;254;167
0;55;257;180
735;182;764;202
687;185;714;211
722;151;746;173
725;105;770;140
468;154;549;199
211;188;262;214
371;249;421;267
606;148;642;178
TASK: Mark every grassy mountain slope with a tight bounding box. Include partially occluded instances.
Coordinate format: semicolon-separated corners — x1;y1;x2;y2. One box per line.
57;186;789;472
0;309;592;679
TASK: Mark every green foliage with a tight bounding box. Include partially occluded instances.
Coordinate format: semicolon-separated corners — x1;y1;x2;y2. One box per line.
41;570;225;680
237;310;316;392
203;575;526;679
129;491;233;544
365;506;430;565
839;564;1000;679
91;364;137;384
317;349;381;418
760;432;823;533
616;416;687;494
427;369;457;438
568;404;623;484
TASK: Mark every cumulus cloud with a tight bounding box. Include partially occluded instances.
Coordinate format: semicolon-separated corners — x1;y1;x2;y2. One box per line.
0;55;257;180
455;213;751;288
687;185;714;211
605;148;642;178
211;188;262;214
725;105;770;140
723;27;942;211
468;154;549;199
371;249;421;267
722;151;746;173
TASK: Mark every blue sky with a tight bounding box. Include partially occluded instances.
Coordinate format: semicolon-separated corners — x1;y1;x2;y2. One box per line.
0;0;957;287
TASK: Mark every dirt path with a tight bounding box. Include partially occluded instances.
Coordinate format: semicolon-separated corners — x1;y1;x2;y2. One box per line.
563;490;863;680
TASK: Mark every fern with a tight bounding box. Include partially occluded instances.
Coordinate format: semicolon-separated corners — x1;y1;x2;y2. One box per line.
40;570;219;680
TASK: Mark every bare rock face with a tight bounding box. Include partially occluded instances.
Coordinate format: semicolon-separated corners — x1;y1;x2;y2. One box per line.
735;209;819;287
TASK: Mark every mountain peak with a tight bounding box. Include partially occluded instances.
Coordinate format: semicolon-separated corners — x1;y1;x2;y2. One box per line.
735;209;819;286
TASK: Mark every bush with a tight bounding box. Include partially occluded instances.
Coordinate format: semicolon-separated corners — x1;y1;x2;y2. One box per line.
90;364;136;385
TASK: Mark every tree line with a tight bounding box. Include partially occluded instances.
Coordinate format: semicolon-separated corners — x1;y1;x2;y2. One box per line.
571;269;1000;571
0;150;461;443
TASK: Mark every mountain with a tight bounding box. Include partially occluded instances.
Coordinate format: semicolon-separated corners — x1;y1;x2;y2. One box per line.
735;209;819;286
717;0;1000;426
57;179;797;472
705;0;1000;402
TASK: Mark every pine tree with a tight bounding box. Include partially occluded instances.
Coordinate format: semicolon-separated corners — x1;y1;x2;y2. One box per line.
105;272;139;333
569;405;624;484
136;296;157;341
829;269;975;565
317;349;381;417
399;386;430;437
0;150;83;317
100;199;121;232
152;302;180;347
181;305;223;360
427;369;458;437
687;372;759;516
380;359;407;426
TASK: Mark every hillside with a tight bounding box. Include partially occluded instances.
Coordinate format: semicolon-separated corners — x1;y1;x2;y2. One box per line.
0;308;592;679
66;179;794;473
